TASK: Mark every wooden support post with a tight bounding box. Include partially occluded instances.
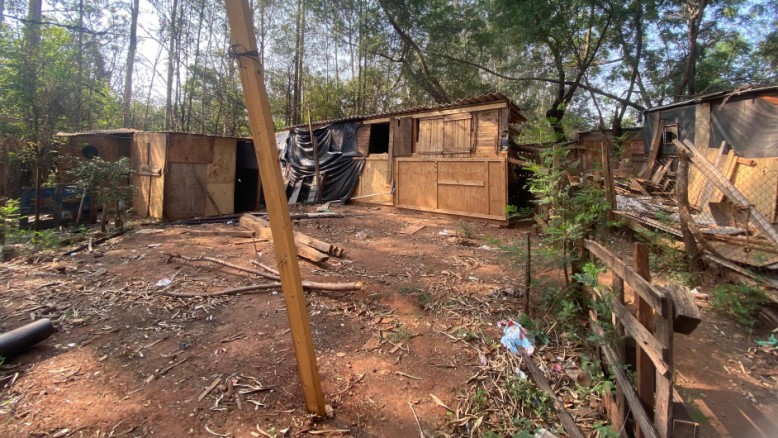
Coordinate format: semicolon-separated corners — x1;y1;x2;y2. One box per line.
676;151;705;272
654;296;674;437
306;105;322;203
601;141;616;221
225;0;326;416
634;242;655;438
612;272;628;433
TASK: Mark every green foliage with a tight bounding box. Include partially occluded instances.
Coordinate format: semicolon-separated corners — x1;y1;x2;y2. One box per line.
458;221;475;239
505;204;532;218
505;377;554;422
68;157;134;230
387;326;412;343
529;146;609;285
593;421;620;438
712;283;766;330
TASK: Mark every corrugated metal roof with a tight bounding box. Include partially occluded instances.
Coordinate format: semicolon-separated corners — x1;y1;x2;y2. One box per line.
645;85;778;113
56;128;139;137
281;92;526;130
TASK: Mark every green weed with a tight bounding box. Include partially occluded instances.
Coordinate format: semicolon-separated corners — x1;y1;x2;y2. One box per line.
712;283;766;330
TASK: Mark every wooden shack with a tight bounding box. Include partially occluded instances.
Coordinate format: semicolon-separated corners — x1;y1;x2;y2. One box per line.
572;128;645;176
347;93;526;221
57;130;262;222
643;86;778;222
130;132;262;221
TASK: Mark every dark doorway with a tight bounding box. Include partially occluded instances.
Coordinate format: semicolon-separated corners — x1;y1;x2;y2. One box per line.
508;165;534;213
368;122;390;154
234;141;260;212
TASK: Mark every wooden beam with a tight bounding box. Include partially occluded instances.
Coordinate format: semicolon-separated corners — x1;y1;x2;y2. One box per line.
634;242;657;438
225;0;325;416
601;141;616;220
306;105;322;203
641;116;664;178
518;348;585;438
610;298;670;376
584;240;668;316
590;310;660;438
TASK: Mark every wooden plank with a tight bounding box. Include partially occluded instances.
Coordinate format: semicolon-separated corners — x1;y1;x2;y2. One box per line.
654;297;675;437
393;117;413;157
694;102;711;150
242;214;338;256
651;160;673;185
398;224;425;235
205;182;235;217
611;298;670;377
584;240;668;316
634;242;657;438
697;142;727;209
601;140;616;220
709;150;736;204
659;284;702;335
590;310;661;438
208;138;237;184
226;0;325;416
166;134;215;164
675;139;778;247
641;116;664;178
612;273;628;436
437;179;485;187
517;348;585;438
164;163;208;220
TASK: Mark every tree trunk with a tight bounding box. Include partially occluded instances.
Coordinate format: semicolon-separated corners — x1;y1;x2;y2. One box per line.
75;0;84;127
123;0;140;128
676;151;705;272
676;0;707;98
165;0;180;130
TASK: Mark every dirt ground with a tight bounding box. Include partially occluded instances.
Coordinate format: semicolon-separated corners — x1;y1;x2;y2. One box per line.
0;204;775;437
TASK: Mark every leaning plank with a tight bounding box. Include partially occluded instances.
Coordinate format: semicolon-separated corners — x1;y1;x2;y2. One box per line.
584;240;668;316
590;311;660;438
610;299;670;376
517;348;585;438
641;117;664;178
675;139;778;247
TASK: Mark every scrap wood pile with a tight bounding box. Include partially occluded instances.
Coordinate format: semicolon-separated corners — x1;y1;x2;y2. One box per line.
239;214;344;263
614;139;778;272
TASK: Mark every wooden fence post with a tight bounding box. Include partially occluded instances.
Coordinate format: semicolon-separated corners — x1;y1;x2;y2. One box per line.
654;297;674;437
225;0;326;416
634;242;655;438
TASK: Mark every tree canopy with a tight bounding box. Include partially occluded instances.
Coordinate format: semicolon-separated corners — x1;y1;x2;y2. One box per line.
0;0;775;146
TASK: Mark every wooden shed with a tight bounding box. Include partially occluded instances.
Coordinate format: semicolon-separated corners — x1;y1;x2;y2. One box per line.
345;93;526;221
571;128;645;176
643;86;778;222
130;132;261;221
57;130;262;222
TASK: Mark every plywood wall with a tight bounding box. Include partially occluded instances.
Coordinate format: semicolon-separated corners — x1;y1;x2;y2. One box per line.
351;156;393;205
131;132;167;219
165;162;208;221
395;157;507;221
206;138;237;216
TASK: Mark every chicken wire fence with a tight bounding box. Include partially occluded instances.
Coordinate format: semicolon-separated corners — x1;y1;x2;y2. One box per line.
611;152;778;269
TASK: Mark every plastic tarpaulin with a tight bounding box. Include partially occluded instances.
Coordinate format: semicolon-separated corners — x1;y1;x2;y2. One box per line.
275;122;364;203
711;97;778;159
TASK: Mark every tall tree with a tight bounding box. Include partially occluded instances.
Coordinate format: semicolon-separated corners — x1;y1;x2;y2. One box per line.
123;0;140;127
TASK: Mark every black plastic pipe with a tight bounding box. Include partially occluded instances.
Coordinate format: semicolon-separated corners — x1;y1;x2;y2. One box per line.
0;319;55;358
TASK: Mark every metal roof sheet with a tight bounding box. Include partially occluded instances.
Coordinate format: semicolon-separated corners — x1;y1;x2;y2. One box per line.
56;128;139;137
645;85;778;113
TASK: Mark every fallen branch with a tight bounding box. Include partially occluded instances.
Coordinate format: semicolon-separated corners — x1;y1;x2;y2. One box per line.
163;253;363;292
62;229;129;256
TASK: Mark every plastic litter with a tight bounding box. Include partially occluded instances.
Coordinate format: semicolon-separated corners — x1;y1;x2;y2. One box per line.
155;278;172;288
498;319;535;356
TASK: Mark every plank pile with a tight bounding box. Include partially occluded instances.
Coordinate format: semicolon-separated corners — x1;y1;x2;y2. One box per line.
239;214;344;263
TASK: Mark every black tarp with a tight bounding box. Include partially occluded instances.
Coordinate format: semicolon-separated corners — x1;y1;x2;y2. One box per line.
275;122;364;203
643;106;696;155
711;96;778;158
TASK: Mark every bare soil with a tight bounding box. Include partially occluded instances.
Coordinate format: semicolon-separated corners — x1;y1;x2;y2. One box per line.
0;204;775;437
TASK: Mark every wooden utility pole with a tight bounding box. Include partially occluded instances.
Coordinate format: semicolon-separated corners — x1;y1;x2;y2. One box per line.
305;105;322;203
225;0;326;416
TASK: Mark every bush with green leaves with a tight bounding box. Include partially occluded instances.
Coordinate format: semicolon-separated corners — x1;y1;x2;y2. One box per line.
527;146;609;286
68;157;134;231
712;283;766;330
